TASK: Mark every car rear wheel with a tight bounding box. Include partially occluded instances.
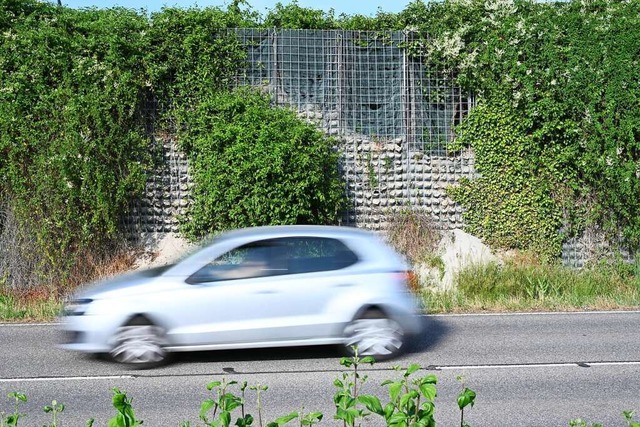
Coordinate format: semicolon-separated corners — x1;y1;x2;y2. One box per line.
109;317;168;369
343;309;405;360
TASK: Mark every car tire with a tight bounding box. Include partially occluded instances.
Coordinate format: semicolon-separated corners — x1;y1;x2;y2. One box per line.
109;316;168;369
343;309;405;361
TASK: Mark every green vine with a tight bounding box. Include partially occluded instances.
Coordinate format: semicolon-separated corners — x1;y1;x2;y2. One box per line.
0;2;151;273
447;102;564;260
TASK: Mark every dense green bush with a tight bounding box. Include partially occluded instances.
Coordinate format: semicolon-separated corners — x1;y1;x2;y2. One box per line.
178;88;347;239
405;0;640;257
0;1;151;277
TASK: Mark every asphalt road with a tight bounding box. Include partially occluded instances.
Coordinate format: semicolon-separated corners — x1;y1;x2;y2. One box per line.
1;311;639;426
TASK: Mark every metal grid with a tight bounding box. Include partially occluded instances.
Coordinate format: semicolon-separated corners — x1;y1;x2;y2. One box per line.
236;29;473;153
235;29;475;231
119;28;627;267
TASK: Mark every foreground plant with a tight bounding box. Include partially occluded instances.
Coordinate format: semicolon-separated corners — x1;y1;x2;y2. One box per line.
364;364;438;427
333;348;450;427
456;376;476;427
5;356;640;427
106;388;143;427
570;410;640;427
42;400;65;427
0;392;27;427
333;347;375;427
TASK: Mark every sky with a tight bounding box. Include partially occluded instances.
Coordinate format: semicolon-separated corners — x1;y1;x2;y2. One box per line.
59;0;414;17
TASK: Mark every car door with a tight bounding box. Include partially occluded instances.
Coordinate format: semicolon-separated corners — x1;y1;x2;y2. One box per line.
165;236;359;347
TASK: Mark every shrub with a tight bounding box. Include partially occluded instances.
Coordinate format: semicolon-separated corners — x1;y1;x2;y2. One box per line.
177;88;347;239
0;2;151;278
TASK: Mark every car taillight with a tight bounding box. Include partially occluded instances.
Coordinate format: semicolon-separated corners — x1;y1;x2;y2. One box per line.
393;270;419;293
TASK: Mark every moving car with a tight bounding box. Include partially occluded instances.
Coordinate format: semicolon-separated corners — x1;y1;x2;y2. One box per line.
60;225;423;368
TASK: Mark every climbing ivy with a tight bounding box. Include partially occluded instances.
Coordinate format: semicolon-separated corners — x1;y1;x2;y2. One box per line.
447;102;565;260
404;0;640;258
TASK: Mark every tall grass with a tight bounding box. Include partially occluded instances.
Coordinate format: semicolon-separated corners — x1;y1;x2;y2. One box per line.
423;257;640;313
0;247;139;322
0;290;63;322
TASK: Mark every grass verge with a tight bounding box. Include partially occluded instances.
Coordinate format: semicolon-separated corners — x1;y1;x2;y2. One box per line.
423;258;640;314
2;255;639;322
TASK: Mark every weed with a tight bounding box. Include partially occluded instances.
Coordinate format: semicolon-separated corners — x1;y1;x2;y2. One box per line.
456;376;476;427
42;400;65;427
386;209;441;266
2;358;638;427
333;347;375;427
569;410;640;427
108;388;143;427
0;392;27;427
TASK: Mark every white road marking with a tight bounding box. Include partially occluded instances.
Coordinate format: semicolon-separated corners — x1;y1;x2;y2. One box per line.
2;361;640;383
435;361;640;370
429;310;640;317
0;375;135;383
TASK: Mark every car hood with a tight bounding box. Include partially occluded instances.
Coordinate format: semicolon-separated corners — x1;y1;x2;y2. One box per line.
76;265;178;299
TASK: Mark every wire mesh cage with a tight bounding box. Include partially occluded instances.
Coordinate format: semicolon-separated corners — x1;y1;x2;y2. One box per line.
235;28;475;230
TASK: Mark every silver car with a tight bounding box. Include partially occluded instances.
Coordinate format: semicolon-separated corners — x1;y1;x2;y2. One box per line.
60;225;423;367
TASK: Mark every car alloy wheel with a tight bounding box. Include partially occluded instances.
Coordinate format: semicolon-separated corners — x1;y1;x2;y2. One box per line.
343;310;405;360
110;324;167;368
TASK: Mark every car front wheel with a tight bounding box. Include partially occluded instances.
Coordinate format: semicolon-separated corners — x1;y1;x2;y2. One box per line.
109;318;168;369
343;309;405;360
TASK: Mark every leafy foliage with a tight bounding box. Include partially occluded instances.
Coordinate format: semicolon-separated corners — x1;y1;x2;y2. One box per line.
411;0;640;257
0;1;151;275
2;0;640;290
146;4;257;104
447;102;565;260
178;88;347;239
263;0;338;29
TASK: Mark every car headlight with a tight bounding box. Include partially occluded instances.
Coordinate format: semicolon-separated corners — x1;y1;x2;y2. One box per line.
63;298;93;316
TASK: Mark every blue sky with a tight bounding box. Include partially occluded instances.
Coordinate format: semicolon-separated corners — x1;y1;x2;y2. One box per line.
59;0;414;16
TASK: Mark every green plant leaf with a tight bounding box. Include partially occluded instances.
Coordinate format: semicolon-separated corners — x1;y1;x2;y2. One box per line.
405;364;421;377
419;384;437;401
274;412;299;426
200;399;216;419
457;388;477;410
357;395;384;415
389;382;403;403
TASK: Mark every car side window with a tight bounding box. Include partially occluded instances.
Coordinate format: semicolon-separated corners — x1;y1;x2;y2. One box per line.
286;237;358;274
187;236;358;284
187;240;288;283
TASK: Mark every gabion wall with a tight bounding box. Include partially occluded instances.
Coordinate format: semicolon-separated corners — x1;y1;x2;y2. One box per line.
125;29;619;267
237;29;474;231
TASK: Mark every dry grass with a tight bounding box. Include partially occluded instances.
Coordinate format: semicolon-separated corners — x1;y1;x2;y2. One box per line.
0;201;141;322
0;247;139;322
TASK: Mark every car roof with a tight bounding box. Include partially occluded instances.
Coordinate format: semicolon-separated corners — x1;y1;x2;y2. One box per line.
212;225;379;241
163;225;406;276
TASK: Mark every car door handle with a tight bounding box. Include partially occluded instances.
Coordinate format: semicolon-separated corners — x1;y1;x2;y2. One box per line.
254;290;278;294
333;284;353;288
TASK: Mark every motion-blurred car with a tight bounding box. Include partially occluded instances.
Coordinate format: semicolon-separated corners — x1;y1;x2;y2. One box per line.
60;225;423;368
